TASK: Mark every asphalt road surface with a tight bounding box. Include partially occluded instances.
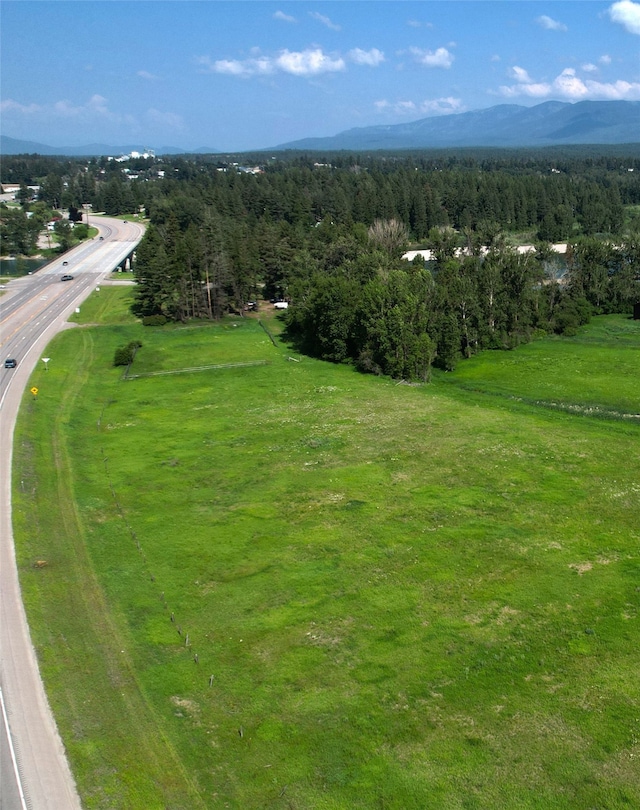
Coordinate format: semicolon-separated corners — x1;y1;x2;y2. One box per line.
0;217;144;809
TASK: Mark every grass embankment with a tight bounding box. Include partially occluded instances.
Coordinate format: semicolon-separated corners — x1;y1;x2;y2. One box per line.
13;290;640;809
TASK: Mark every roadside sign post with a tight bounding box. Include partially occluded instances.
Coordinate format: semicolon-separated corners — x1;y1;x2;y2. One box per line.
42;357;50;371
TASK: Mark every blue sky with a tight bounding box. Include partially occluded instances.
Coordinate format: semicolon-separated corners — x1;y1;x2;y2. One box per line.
2;1;639;152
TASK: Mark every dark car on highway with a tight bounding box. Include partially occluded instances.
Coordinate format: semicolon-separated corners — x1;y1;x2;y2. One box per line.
4;358;17;369
61;274;74;281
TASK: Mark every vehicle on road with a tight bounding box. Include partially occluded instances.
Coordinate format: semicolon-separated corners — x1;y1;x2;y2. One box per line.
4;358;17;369
61;274;74;281
62;261;68;266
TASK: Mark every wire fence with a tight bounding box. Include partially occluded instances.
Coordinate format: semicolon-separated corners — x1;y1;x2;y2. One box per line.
123;359;270;380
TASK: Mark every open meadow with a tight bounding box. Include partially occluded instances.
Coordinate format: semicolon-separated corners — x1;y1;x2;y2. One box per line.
12;288;640;809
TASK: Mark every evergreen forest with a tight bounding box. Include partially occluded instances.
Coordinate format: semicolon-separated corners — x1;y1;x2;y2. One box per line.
2;149;640;378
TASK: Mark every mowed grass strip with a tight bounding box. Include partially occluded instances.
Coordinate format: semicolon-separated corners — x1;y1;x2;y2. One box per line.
13;298;640;809
69;285;141;327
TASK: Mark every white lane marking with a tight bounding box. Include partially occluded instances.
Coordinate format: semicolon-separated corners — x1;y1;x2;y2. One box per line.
0;685;29;810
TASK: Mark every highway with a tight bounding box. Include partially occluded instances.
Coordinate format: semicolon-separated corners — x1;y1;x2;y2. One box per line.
0;217;144;810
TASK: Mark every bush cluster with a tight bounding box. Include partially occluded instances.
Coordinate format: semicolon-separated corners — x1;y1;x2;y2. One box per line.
113;340;142;367
141;314;168;326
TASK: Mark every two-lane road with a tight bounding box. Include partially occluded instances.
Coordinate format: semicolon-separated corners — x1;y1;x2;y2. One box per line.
0;217;144;809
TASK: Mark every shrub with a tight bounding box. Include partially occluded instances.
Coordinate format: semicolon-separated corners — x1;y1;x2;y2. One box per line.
552;295;592;335
114;346;134;366
113;340;143;367
142;314;168;326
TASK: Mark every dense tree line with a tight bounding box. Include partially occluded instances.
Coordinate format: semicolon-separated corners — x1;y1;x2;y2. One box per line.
0;201;89;256
0;203;50;254
286;229;639;378
3;151;639;379
1;155;147;218
125;151;639;378
132;202;639;378
2;149;640;237
137;154;638;240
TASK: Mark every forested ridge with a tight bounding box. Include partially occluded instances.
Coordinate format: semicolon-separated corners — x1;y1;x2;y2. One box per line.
3;150;640;378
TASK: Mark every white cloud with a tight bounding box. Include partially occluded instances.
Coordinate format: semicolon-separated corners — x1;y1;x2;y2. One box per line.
90;94;111;114
409;46;454;68
276;49;345;75
375;96;463;116
577;77;640;99
197;47;381;78
499;65;640;100
609;0;640;34
137;70;158;80
208;59;253;77
146;108;184;129
500;81;552;99
536;15;568;31
273;10;296;23
348;48;385;66
54;94;111;117
309;11;341;31
0;98;41;114
582;63;598;73
420;97;464;114
600;54;613;64
510;66;533;83
195;54;273;77
553;68;591;98
1;94;137;126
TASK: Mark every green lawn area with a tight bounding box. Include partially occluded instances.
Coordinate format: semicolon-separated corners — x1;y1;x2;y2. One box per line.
440;315;640;417
13;291;640;809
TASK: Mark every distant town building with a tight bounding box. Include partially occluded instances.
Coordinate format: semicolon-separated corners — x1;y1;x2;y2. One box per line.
111;149;156;162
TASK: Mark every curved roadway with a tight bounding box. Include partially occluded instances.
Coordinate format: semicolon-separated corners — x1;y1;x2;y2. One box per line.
0;217;144;809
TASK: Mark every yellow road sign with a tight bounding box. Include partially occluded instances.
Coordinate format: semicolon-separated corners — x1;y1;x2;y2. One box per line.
30;387;38;396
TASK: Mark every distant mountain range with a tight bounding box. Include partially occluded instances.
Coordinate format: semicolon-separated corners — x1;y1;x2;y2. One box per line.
0;137;219;157
273;100;640;151
1;101;639;157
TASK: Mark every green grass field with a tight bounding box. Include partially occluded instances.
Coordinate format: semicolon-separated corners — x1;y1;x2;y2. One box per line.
439;316;640;418
13;289;640;809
